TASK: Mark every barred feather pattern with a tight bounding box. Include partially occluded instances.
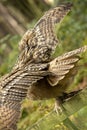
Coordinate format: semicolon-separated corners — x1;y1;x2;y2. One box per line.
48;46;87;86
19;3;72;64
0;3;87;130
27;46;87;100
0;63;48;130
0;101;20;130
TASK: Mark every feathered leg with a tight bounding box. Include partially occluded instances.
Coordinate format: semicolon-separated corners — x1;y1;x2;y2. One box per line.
54;90;81;114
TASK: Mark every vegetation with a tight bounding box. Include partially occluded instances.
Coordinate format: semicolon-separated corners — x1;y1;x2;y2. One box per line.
0;0;87;130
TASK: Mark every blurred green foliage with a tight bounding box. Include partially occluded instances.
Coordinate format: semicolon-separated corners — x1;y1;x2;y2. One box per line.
0;0;87;130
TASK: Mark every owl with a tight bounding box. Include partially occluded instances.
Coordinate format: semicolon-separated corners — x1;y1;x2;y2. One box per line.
0;3;87;130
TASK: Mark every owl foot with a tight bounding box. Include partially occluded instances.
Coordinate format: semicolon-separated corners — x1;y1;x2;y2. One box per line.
54;98;63;115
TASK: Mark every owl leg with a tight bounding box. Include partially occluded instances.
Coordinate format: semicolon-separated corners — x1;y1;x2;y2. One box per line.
54;90;81;114
54;97;64;115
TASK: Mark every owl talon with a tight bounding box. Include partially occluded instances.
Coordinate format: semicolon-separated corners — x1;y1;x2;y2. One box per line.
54;98;63;115
54;104;63;115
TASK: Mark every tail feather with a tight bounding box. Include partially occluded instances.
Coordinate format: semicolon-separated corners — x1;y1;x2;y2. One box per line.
48;46;87;86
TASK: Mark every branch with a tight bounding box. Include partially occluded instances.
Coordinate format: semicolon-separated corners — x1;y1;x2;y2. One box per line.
27;87;87;130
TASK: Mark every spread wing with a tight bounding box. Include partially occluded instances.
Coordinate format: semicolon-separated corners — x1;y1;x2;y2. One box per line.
19;3;72;62
0;101;21;130
34;3;72;51
48;46;87;86
0;63;47;130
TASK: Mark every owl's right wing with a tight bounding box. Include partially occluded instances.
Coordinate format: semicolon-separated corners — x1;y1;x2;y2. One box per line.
0;63;48;130
48;46;87;86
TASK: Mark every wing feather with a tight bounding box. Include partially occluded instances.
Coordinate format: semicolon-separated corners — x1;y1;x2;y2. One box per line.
19;3;72;62
0;63;47;102
34;3;72;50
0;101;21;130
0;63;48;129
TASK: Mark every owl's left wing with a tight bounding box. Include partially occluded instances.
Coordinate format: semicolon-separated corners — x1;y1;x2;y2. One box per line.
33;3;72;51
19;3;72;62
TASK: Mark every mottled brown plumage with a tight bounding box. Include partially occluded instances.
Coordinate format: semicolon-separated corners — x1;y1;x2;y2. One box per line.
0;3;87;130
18;3;72;65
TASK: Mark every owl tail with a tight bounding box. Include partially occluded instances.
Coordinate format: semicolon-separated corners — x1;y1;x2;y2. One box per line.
48;45;87;86
0;101;21;130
